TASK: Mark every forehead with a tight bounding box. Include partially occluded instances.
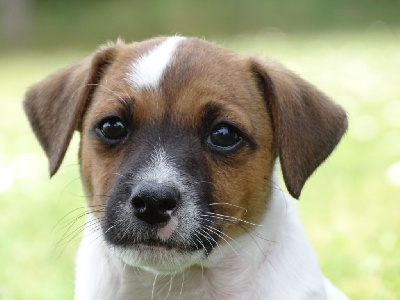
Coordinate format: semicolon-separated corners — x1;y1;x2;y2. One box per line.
91;37;265;125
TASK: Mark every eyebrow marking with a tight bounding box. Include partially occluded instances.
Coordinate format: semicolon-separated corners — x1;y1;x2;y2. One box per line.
126;36;186;90
202;103;222;130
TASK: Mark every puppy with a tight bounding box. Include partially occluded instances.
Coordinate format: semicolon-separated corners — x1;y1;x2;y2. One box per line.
24;36;348;299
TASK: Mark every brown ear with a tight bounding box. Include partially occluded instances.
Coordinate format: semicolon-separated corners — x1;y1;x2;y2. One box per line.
23;46;118;176
251;59;348;199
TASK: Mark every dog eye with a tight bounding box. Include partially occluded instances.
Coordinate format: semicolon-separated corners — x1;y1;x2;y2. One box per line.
208;123;242;149
98;118;127;140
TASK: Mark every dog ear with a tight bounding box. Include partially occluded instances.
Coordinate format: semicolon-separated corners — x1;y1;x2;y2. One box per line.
24;45;118;177
250;59;347;199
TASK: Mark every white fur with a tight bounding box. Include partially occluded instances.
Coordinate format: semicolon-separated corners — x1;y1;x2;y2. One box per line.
126;36;186;90
75;214;120;300
74;170;348;300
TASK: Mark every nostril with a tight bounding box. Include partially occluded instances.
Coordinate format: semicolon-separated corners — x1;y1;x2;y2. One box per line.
132;197;146;212
158;197;177;214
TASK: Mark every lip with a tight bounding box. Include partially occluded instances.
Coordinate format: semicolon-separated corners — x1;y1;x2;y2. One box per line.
137;239;175;250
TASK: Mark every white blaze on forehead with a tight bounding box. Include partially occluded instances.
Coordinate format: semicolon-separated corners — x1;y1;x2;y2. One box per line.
126;36;186;90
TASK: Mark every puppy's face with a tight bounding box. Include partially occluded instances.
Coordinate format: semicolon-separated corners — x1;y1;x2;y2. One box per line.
80;37;274;271
24;37;347;273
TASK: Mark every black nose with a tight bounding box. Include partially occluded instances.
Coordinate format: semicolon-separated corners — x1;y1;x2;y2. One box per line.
130;183;180;225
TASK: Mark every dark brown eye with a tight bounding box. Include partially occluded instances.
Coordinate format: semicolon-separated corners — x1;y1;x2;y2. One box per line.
208;123;242;149
98;118;127;140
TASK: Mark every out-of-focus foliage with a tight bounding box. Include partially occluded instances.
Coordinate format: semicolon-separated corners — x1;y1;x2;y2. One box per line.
1;0;400;50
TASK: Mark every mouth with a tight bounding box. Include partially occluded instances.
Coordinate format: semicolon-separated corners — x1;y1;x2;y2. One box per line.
104;221;217;255
137;239;179;250
108;236;206;273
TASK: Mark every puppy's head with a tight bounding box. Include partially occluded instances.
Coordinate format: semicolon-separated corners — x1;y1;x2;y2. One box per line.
24;37;347;273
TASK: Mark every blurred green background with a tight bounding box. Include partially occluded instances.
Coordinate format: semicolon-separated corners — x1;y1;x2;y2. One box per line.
1;0;399;299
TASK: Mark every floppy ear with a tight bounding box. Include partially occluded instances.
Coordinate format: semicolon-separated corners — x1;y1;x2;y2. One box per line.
251;59;347;199
23;45;118;176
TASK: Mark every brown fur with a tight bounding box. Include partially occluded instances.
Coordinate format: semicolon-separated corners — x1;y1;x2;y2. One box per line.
250;59;348;198
23;46;118;176
23;37;347;242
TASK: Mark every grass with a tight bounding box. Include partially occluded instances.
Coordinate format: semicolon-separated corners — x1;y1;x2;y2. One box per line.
1;28;399;299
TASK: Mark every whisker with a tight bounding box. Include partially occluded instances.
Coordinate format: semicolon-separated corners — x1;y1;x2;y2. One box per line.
54;209;105;233
177;232;200;252
53;206;91;231
158;276;169;296
202;224;239;257
58;176;82;199
55;214;91;245
83;224;105;244
163;272;175;300
208;202;248;214
55;219;103;259
178;269;185;300
203;224;250;257
198;228;223;257
55;207;106;233
235;223;277;272
197;230;220;256
210;216;277;271
151;274;158;300
206;214;276;244
57;215;102;247
202;212;263;227
237;224;278;244
193;233;209;257
199;257;204;280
